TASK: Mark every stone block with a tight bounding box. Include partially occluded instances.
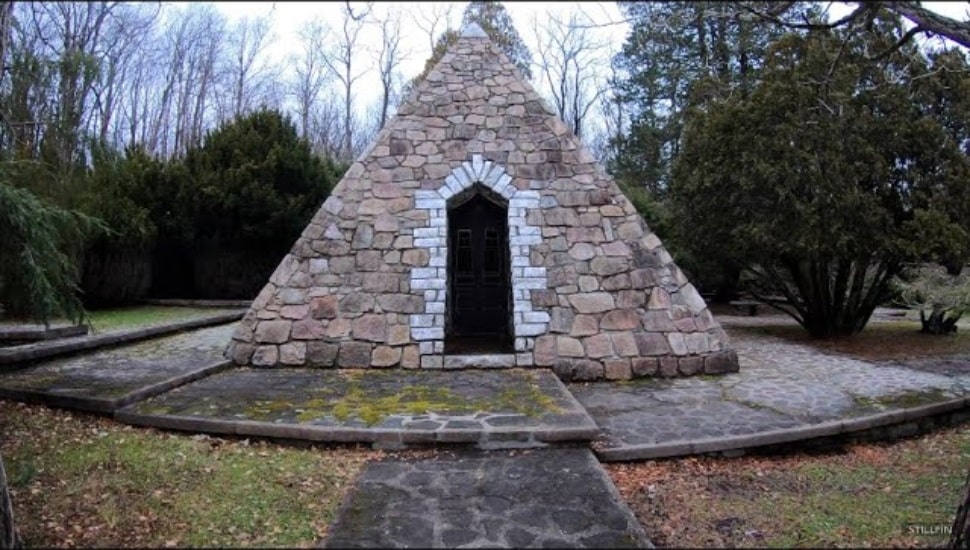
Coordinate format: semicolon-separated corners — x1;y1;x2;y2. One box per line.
338;342;373;367
310;295;339;319
387;324;411;346
372;346;402;367
352;225;374;249
617;290;646;309
255;320;291;344
279;288;305;305
377;294;424;313
566;227;605;243
641;310;676;332
578;276;599;292
291;319;326;340
280;305;309;320
704;350;740;374
279;342;307;365
600;309;640;331
631;357;658;377
556;336;585;357
590;257;627;276
648;288;672;310
674;318;698;332
252;345;279;367
421;355;443;369
401;345;420;369
340;293;375;313
325;318;352;338
583;334;614;358
329;256;356;274
685;332;710;354
568;243;596;260
363;273;400;293
549;308;574;333
678;356;704;376
568;293;615;314
658;357;679;377
569;314;599;336
307;342;338;368
530;289;559;308
356;250;383;271
667;333;688;355
353;314;386;342
634;332;671;356
534;335;556;366
601;273;630;291
629;269;655;289
610;332;639;357
604;358;632;380
230;342;255;365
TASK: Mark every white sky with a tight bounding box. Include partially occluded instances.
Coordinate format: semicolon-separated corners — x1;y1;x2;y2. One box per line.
198;1;969;126
198;1;626;125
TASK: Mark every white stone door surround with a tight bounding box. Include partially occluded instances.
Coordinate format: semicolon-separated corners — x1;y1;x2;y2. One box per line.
410;155;550;367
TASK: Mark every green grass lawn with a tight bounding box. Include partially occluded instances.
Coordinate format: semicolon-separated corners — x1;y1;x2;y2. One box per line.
1;400;384;548
83;306;241;333
0;306;241;335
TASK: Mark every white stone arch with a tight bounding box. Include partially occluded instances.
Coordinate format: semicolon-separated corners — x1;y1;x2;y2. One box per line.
409;154;549;366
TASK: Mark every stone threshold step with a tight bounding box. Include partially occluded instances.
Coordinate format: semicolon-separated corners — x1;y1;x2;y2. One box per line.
443;354;516;369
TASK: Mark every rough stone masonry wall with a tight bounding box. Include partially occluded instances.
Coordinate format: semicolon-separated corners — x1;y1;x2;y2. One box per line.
225;33;740;381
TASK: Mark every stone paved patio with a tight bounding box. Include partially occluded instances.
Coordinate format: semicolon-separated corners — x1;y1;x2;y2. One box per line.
571;315;970;460
0;324;235;412
117;367;599;448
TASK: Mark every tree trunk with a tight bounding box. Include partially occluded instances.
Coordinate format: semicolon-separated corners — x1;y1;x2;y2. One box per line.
949;469;970;549
0;453;21;549
921;309;959;335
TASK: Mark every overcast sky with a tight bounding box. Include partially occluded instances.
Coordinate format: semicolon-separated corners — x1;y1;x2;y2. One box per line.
197;1;969;133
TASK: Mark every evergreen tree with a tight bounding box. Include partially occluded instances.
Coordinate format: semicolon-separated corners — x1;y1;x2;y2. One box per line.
175;109;344;297
671;13;970;337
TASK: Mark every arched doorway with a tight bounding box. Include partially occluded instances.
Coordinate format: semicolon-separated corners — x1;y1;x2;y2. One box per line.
446;186;512;353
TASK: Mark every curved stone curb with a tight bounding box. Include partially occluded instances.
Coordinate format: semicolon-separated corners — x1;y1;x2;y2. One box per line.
113;410;600;450
0;324;88;342
594;395;970;462
0;311;244;367
0;360;232;414
140;299;253;308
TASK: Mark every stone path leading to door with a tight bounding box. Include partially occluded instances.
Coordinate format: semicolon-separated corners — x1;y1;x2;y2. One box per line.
2;313;970;547
322;447;651;548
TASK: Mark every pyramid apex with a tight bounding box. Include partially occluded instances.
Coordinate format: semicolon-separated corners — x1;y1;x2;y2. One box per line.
460;22;488;39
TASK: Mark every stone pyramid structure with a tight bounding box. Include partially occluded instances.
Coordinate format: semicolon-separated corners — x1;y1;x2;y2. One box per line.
225;23;739;381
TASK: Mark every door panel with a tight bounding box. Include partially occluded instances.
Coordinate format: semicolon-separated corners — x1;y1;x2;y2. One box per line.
448;193;510;336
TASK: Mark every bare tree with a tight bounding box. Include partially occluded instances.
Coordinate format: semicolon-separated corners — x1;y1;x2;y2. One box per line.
222;12;278;119
742;2;970;52
290;16;331;140
590;44;626;163
322;1;373;162
88;2;158;146
411;2;456;53
22;2;120;166
531;9;609;139
149;4;226;157
372;7;408;130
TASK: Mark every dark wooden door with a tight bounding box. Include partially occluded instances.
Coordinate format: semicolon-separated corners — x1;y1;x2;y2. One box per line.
448;194;509;336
